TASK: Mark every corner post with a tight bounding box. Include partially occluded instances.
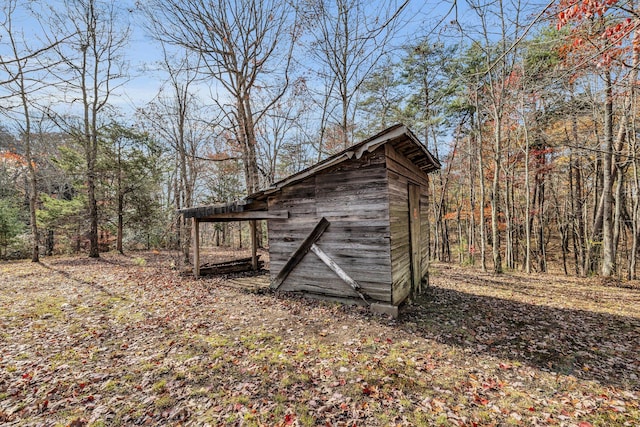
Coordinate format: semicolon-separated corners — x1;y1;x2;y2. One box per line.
250;220;258;270
193;218;200;278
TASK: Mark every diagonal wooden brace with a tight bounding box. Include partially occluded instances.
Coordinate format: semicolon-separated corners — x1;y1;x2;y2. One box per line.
271;217;330;289
309;243;369;305
309;244;360;291
270;217;369;304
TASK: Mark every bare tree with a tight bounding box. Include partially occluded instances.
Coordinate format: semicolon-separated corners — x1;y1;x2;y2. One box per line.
464;0;527;274
0;0;66;262
138;48;213;263
301;0;409;153
146;0;296;196
44;0;129;258
254;82;310;185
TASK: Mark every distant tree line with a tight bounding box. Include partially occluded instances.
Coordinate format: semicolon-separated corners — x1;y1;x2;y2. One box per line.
1;0;640;279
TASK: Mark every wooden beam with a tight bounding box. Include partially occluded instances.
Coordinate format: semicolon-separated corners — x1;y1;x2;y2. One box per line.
408;183;422;299
193;218;200;278
271;217;330;289
179;200;268;218
198;256;263;275
250;220;258;270
309;243;360;291
198;210;289;222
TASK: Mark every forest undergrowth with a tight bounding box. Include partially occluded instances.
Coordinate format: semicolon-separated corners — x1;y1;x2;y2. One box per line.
0;250;638;426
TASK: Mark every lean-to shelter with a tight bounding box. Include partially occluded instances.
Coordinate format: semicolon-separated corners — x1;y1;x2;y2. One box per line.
179;124;441;314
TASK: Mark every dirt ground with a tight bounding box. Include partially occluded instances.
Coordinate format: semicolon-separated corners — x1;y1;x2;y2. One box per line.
0;248;638;426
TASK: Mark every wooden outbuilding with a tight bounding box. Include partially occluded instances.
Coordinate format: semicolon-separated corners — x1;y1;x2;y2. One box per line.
180;124;441;315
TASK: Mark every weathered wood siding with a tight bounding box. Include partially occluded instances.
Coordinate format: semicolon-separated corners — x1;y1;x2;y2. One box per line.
386;144;431;305
420;191;430;282
267;148;393;302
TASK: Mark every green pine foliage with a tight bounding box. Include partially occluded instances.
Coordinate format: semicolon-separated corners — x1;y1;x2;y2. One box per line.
0;199;23;259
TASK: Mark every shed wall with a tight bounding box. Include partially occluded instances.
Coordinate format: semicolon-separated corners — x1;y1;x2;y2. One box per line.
386;144;431;305
267;148;393;302
420;192;430;281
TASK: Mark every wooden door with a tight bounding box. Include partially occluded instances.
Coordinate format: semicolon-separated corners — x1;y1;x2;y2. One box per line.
408;183;421;295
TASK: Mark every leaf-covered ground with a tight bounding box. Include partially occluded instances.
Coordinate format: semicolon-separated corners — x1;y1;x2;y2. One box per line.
1;251;639;426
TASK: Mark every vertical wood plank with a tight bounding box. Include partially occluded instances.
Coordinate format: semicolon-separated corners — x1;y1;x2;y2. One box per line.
193;218;200;278
271;217;330;289
250;220;258;270
310;243;360;291
408;183;421;296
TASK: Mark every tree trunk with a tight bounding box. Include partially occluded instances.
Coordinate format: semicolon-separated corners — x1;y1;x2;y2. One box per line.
5;1;39;262
457;206;463;264
87;162;99;258
627;2;640;279
116;140;124;254
491;115;503;274
569;153;580;275
117;194;124;254
536;148;547;272
601;71;615;276
504;167;514;270
238;96;261;195
25;119;39;263
174;158;182;251
476;108;488;272
571;107;587;276
45;229;54;256
178;125;192;265
630;158;640;279
612;162;625;269
524;120;532;274
467;123;477;266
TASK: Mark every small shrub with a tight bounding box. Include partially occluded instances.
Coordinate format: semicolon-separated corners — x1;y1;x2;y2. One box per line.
154;395;174;409
133;257;147;266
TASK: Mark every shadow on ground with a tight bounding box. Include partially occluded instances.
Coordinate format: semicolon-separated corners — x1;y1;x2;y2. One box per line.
38;260;118;297
400;277;640;391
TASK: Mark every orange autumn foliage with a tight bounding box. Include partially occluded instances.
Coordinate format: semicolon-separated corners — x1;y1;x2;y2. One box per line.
0;151;28;167
556;0;638;68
